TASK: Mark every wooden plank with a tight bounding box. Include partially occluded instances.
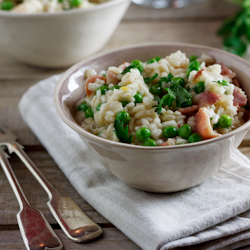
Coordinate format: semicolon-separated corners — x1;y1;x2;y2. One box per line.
103;19;223;52
239;147;250;159
0;228;141;250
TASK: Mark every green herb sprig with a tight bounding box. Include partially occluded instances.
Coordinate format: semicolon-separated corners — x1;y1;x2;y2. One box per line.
218;0;250;56
114;119;133;143
154;74;192;115
144;73;158;84
212;80;229;86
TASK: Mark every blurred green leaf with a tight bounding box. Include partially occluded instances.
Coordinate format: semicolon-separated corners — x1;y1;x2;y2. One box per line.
217;1;250;56
223;36;247;56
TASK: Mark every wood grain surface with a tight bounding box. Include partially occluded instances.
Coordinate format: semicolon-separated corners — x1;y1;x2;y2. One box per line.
1;1;250;249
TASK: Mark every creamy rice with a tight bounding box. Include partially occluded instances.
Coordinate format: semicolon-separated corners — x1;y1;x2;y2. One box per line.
0;0;107;13
75;50;249;146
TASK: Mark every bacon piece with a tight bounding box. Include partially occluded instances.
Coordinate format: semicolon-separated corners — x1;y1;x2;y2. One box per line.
161;141;169;146
107;70;120;85
233;87;247;108
196;91;222;108
195;108;220;140
106;62;130;85
119;62;130;71
178;105;199;115
218;62;236;79
161;138;175;146
194;69;204;80
85;75;106;96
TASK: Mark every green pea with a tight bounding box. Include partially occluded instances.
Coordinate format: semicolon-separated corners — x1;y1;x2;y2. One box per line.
85;108;94;119
195;81;205;94
163;126;178;138
120;101;129;107
96;103;103;111
187;61;201;77
180;98;192;108
116;111;130;124
178;124;192;139
189;55;198;62
70;0;82;6
142;138;157;146
188;133;202;143
1;0;13;10
218;115;232;128
130;60;144;73
111;85;120;90
78;102;89;112
136;127;151;142
150;84;162;96
96;86;108;95
171;77;185;87
134;92;143;104
147;57;161;64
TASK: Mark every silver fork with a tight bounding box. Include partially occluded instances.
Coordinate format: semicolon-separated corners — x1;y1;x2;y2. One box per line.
0;124;103;243
0;147;63;250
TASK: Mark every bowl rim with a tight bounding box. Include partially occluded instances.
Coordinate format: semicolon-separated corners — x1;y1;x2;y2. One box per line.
0;0;130;17
54;42;250;150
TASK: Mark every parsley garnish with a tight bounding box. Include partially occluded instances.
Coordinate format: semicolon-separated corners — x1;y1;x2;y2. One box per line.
217;1;250;56
122;65;134;75
155;89;175;115
154;77;192;114
158;73;173;87
189;81;205;94
213;80;229;86
144;73;158;84
121;60;144;74
114;119;133;143
171;82;192;108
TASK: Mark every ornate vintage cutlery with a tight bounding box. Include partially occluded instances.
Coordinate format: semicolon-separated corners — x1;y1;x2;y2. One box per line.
0;147;63;250
0;124;102;243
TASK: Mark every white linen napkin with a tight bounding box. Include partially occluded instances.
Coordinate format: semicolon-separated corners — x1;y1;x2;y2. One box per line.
19;74;250;250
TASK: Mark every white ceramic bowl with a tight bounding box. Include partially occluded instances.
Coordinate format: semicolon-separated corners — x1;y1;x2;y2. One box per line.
54;43;250;193
0;0;130;68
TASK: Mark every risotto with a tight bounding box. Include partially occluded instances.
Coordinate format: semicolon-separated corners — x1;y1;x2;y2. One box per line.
75;50;249;146
0;0;107;13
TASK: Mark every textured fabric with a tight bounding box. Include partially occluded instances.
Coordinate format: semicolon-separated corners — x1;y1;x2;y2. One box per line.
19;74;250;250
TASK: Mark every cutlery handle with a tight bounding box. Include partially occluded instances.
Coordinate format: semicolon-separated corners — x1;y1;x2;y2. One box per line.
7;142;102;242
0;148;63;250
48;196;103;242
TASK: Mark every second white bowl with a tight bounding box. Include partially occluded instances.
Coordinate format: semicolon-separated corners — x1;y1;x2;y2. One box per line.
0;0;131;68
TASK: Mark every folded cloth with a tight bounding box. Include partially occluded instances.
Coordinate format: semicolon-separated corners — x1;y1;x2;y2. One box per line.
19;74;250;250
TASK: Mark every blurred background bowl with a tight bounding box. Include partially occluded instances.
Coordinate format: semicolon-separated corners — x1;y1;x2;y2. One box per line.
0;0;131;68
54;43;250;193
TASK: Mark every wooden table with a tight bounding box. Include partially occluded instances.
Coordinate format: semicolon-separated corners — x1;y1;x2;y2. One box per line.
1;0;250;249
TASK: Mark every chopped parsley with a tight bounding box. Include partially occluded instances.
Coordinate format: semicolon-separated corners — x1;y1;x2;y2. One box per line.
155;89;175;115
213;80;229;86
122;60;144;74
189;81;205;94
217;1;250;56
114;119;133;143
154;77;192;114
144;73;158;84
